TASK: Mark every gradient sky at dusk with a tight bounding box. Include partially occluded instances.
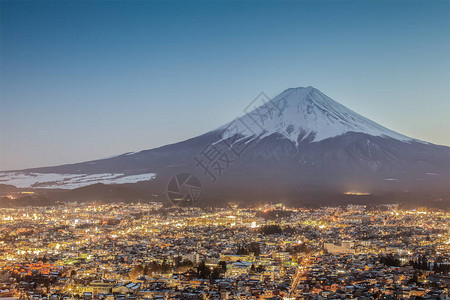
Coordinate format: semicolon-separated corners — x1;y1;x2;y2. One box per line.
1;0;449;170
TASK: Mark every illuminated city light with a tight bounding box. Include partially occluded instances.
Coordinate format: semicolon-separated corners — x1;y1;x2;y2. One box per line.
344;192;371;196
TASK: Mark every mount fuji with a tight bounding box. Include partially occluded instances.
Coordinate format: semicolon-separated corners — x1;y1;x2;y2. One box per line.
1;87;449;207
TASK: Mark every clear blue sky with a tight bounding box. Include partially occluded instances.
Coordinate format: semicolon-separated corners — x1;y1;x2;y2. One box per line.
1;0;449;170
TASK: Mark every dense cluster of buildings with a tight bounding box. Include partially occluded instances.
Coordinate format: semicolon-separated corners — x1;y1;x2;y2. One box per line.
0;203;449;299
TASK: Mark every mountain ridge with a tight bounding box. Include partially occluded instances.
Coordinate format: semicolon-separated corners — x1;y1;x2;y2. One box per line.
0;86;448;207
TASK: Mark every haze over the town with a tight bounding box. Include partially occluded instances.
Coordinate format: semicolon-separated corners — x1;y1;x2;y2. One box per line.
1;0;449;170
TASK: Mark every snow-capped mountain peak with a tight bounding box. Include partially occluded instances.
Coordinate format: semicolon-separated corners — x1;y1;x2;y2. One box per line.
219;86;414;145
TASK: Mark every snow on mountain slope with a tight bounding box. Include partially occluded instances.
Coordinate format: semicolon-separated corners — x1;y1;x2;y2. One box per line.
218;87;415;146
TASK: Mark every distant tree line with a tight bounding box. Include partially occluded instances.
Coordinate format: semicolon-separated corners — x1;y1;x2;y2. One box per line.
260;225;283;235
250;264;265;273
410;256;450;274
379;254;450;274
197;261;227;281
129;259;228;281
236;242;261;256
379;254;401;267
129;258;192;279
